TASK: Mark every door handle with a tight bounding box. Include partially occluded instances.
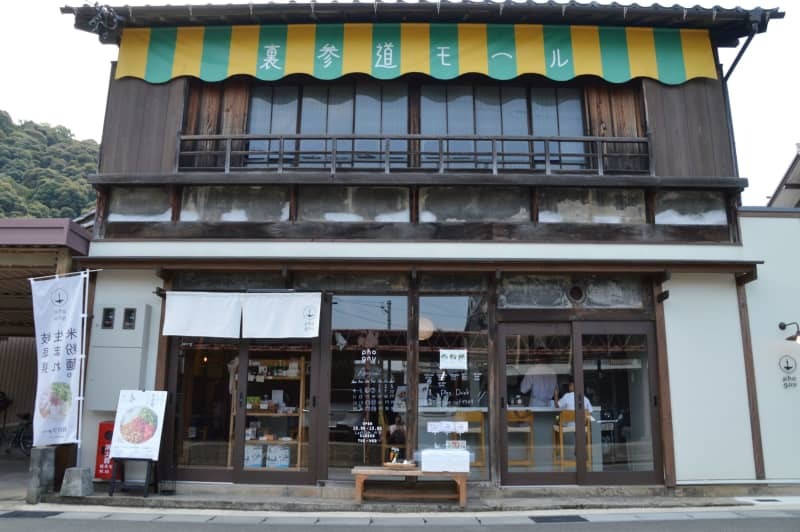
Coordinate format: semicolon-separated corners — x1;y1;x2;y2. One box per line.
653;395;658;408
312;396;316;408
500;397;506;409
238;392;243;409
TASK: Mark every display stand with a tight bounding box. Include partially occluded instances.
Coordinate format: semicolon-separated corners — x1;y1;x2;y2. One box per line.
108;458;159;497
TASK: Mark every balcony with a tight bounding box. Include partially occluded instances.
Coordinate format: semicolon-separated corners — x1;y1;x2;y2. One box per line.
176;134;652;178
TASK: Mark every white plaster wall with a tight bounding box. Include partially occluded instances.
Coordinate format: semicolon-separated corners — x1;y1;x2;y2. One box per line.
663;273;755;482
741;215;800;480
88;240;759;263
80;269;163;474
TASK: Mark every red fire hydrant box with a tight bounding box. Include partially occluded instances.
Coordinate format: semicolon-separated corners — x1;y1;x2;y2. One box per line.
95;421;115;480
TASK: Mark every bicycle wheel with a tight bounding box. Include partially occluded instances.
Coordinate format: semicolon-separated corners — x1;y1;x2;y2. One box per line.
20;427;33;456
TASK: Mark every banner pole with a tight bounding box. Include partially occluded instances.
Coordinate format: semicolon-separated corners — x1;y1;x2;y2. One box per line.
75;270;90;467
28;269;103;283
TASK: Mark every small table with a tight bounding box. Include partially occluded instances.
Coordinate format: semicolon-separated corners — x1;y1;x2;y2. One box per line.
351;466;467;508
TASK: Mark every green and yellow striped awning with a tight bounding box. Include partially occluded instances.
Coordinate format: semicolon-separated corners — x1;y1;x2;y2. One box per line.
117;23;717;85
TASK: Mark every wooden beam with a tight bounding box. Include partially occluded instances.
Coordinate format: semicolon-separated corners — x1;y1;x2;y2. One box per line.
55;248;72;275
73;257;761;277
88;172;750;190
736;283;766;480
153;275;172;391
103;220;733;244
652;280;676;487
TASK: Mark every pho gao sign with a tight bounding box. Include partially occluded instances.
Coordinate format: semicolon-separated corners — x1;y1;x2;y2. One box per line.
30;273;87;447
109;390;167;461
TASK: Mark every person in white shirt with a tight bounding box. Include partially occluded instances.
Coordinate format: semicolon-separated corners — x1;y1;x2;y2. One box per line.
557;379;593;411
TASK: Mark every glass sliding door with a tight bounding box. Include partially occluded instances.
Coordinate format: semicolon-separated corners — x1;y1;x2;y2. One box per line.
234;340;318;484
499;321;661;485
499;323;577;484
578;322;661;483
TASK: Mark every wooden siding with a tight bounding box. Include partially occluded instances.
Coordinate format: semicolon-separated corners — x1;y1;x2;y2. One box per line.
585;81;648;173
99;63;187;174
0;337;37;426
643;78;735;177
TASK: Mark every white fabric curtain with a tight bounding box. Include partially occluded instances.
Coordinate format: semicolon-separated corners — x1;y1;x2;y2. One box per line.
162;291;242;338
162;291;322;339
241;292;321;338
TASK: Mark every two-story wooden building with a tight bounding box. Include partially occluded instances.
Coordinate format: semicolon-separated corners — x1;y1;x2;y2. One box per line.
62;1;794;490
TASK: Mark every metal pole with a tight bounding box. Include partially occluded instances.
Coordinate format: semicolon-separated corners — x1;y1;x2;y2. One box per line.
75;270;90;467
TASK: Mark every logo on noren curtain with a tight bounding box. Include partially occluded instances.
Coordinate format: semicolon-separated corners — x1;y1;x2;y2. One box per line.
303;305;317;333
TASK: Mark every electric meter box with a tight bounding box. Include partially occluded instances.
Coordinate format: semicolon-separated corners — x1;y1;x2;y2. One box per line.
85;303;152;410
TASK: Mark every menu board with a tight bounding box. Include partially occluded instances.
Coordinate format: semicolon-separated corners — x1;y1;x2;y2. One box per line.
109;390;168;461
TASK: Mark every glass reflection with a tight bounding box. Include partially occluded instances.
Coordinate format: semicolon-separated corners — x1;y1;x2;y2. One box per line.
328;295;408;480
418;295;489;480
582;334;654;472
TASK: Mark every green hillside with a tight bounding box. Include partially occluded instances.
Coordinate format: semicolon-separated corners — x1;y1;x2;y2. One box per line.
0;110;97;219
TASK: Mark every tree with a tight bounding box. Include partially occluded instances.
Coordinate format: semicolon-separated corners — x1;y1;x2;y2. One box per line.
0;111;97;218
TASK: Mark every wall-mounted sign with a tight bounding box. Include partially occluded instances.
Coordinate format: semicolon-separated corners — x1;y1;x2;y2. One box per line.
109;390;168;461
439;349;467;370
779;355;797;390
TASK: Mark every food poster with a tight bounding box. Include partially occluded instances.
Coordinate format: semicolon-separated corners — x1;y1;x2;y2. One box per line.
30;273;87;447
109;390;168;461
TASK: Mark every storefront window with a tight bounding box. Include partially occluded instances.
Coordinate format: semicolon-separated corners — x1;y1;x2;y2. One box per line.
180;186;290;222
655;191;727;225
298;186;410;222
108;187;171;222
417;295;489;480
328;295;408;480
499;275;646;309
419;186;530;222
538;188;645;224
175;341;238;469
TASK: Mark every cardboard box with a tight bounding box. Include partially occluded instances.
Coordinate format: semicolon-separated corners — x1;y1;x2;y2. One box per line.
420;449;470;472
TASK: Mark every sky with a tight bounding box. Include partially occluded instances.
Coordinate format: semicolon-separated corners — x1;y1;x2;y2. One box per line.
0;1;796;206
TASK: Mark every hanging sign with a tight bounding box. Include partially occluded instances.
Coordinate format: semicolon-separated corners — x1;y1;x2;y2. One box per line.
109;390;168;461
30;273;87;447
439;349;468;370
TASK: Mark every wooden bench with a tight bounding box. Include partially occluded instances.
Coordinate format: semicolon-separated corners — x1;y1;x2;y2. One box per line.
351;466;467;508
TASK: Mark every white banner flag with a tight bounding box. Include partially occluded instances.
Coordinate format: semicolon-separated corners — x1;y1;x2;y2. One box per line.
30;273;87;447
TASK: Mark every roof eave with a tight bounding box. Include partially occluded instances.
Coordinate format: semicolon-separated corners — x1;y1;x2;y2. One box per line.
61;2;785;47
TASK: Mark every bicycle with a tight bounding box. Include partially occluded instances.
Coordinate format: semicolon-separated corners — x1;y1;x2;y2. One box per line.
4;414;33;457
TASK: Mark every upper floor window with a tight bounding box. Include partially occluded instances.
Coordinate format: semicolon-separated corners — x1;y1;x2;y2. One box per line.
420;85;585;170
247;82;408;168
180;77;644;174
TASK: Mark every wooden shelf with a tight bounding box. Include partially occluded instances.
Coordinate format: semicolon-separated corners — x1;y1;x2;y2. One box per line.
232;356;307;471
245;412;300;417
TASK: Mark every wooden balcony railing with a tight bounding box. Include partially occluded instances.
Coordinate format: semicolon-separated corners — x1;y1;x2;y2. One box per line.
176;134;652;176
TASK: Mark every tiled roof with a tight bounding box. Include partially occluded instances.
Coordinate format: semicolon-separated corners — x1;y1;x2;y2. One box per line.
63;1;783;46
